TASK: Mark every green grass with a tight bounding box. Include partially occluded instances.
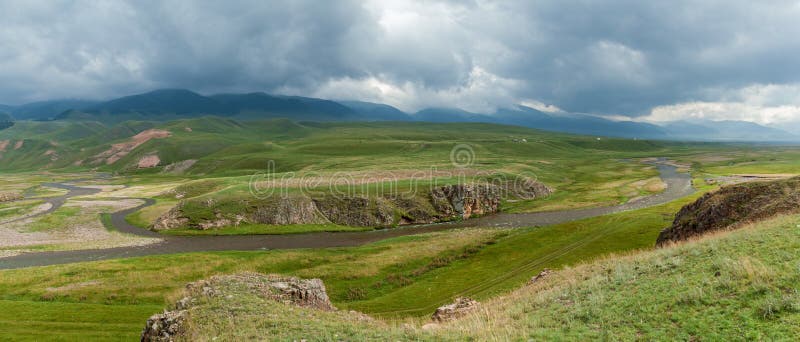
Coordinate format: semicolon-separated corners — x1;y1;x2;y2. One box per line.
160;223;373;235
1;118;734;214
99;213;115;232
0;200;42;221
150;210;800;340
0;300;161;341
25;206;80;232
0;189;705;339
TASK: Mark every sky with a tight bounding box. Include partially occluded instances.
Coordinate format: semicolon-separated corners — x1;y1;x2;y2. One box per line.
2;0;800;125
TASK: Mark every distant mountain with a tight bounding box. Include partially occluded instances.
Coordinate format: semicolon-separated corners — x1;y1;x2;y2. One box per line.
10;99;98;120
5;88;797;142
0;104;12;112
0;112;13;130
85;89;221;115
52;89;359;123
413;107;489;123
338;101;411;121
661;120;797;142
213;92;357;121
409;106;669;139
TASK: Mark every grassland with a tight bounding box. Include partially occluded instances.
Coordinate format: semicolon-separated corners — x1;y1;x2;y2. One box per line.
0;190;704;340
178;213;800;341
2;117;800;340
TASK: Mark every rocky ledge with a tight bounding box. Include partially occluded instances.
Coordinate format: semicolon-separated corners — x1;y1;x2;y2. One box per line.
431;297;480;322
142;273;335;342
656;177;800;246
153;181;553;231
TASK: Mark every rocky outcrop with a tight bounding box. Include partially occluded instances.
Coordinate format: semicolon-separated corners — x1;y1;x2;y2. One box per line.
141;273;334;341
141;309;187;342
152;180;551;231
0;192;22;203
254;197;329;225
431;184;501;219
151;206;189;231
431;297;480;322
313;196;396;227
506;178;554;200
656;177;800;246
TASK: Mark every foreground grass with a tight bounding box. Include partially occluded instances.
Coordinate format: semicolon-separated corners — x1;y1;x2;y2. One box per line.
0;300;160;342
0;191;702;340
180;213;800;341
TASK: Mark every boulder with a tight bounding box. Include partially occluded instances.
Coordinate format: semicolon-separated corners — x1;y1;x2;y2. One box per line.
431;297;480;322
141;309;187;342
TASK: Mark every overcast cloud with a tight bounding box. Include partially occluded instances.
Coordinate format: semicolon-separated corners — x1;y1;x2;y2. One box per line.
2;0;800;123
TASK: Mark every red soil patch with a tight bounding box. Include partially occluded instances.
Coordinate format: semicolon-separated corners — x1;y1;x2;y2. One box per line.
91;129;171;165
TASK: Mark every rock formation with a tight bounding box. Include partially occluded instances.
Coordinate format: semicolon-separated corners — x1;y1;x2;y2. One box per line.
431;184;501;219
656;177;800;246
152;180;552;231
431;297;480;322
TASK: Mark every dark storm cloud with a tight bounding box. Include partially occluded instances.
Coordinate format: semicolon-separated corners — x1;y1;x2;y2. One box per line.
1;0;800;119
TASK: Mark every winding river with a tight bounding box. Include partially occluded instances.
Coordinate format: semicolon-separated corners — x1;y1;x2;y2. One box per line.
0;160;693;269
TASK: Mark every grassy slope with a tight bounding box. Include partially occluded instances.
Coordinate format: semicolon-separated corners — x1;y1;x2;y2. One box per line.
0;190;704;340
179;213;800;341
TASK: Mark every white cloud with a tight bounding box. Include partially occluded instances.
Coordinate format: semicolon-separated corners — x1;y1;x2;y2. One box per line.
306;66;524;113
519;100;563;113
640;83;800;125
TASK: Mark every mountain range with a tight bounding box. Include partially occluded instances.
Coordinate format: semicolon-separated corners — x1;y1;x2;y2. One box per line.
0;89;796;142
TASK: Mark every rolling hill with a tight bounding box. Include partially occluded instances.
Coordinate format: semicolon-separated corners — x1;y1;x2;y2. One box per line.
3;89;797;142
8;99;98;120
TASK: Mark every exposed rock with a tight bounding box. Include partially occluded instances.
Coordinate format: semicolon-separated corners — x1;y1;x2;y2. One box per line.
0;192;22;203
151;205;189;231
657;177;800;246
313;196;395;227
13;140;23;150
252;197;327;225
142;309;187;342
152;196;327;230
504;178;554;200
0;140;8;152
138;154;161;168
431;184;501;219
431;297;480;322
528;268;553;284
141;273;335;341
152;180;550;231
162;159;197;174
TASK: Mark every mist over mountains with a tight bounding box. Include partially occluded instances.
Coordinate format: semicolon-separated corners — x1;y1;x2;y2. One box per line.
0;89;795;142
